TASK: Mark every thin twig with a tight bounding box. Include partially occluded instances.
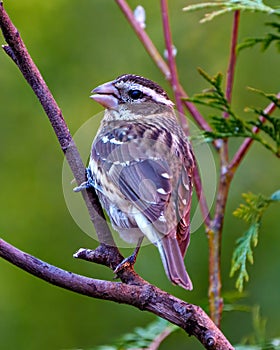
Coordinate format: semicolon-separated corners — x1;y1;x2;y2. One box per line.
147;326;175;350
115;0;170;79
160;0;186;122
115;0;212;132
0;239;234;350
159;0;211;229
116;0;212;231
74;247;144;285
224;10;240;119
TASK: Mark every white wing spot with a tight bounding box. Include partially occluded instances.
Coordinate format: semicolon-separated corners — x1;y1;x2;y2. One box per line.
110;138;123;145
102;135;109;143
157;188;168;195
161;172;171;179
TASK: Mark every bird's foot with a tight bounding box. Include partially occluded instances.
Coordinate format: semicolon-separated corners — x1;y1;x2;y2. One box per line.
114;254;137;274
114;244;141;274
73;167;96;192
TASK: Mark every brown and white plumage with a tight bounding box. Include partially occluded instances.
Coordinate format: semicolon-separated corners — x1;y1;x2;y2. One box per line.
87;74;194;290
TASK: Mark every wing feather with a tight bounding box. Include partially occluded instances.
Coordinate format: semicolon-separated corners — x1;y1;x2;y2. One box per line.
91;123;193;253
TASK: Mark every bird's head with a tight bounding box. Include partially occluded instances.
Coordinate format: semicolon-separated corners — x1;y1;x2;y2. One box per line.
90;74;174;120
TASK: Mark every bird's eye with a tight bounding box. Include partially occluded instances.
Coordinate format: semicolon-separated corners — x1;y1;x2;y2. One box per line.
128;89;143;100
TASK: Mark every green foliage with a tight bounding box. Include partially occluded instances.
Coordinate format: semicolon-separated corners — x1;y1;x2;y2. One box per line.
187;69;280;156
235;343;280;350
233;192;270;223
245;88;280;156
92;318;178;350
230;191;280;292
91;305;280;350
230;222;259;292
235;306;280;349
238;20;280;52
186;68;235;116
89;310;280;350
223;290;252;312
183;1;280;23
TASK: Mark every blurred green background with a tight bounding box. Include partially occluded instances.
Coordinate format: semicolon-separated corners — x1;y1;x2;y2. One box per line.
0;1;279;349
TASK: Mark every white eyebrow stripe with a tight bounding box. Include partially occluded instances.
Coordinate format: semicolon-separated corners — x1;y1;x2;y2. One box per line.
140;86;174;106
117;81;174;106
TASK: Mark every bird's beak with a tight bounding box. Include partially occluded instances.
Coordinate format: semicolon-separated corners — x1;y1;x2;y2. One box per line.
90;81;120;110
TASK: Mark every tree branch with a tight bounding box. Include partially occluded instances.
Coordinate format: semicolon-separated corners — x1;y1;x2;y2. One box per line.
0;239;233;350
0;1;120;257
0;3;234;348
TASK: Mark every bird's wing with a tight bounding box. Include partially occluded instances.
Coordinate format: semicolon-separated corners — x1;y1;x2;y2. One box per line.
92;125;193;252
116;157;171;224
176;158;193;257
92;126;172;232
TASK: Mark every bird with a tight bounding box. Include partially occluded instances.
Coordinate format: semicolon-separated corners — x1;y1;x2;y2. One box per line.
78;74;194;290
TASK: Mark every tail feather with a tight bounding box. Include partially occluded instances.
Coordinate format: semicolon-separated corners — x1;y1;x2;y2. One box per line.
157;234;193;290
133;211;192;290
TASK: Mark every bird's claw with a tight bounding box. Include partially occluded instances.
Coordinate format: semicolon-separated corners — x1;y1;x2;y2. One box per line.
113;242;142;275
114;255;137;274
73;167;96;192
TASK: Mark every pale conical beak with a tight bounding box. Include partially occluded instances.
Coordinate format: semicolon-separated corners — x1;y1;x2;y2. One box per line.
90;81;120;110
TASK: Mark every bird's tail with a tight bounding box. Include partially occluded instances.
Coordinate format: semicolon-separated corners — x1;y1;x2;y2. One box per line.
157;233;193;290
133;212;192;290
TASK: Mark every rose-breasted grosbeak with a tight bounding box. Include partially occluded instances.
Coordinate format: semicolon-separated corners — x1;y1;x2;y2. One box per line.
81;74;194;290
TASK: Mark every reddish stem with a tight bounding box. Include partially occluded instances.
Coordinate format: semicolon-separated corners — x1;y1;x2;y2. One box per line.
224;10;240;117
115;0;211;228
115;0;212;132
115;0;170;79
208;10;240;326
160;0;185;116
160;0;211;228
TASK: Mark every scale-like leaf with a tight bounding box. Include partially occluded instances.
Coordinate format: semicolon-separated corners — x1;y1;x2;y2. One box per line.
230;223;259;292
188;69;280;156
238;21;280;52
183;1;280;23
231;191;279;291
